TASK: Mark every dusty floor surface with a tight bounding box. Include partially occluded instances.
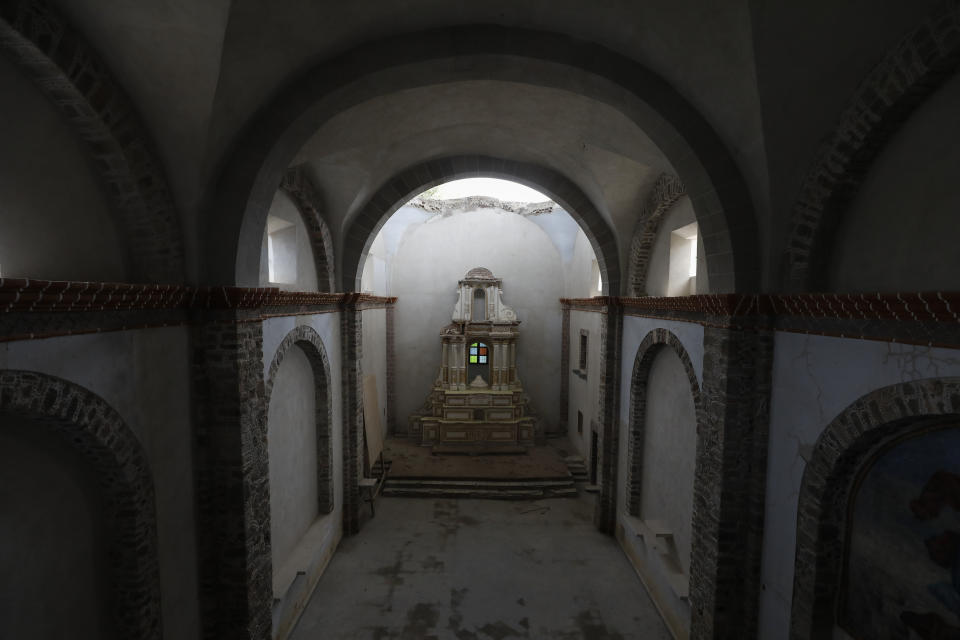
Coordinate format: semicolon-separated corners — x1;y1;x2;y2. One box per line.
290;494;672;639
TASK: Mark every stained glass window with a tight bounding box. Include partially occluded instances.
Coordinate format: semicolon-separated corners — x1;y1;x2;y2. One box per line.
469;342;488;364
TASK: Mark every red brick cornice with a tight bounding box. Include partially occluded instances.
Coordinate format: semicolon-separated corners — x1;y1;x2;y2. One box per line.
0;278;396;313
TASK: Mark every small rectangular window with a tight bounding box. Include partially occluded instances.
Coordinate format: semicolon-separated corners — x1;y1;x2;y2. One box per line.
579;332;588;372
577;410;583;435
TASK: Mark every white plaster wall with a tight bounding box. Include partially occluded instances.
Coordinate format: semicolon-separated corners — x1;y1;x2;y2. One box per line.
0;418;113;640
385;207;566;430
758;333;960;640
259;190;319;292
0;328;200;640
267;347;318;572
831;71;960;292
566;310;603;458
640;348;698;575
565;229;602;298
0;55;125;282
361;308;389;439
645;197;709;296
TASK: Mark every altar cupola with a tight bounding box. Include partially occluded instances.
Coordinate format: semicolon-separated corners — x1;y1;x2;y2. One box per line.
452;267;517;323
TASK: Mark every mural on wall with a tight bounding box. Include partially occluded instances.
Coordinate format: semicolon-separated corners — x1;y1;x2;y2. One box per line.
841;427;960;639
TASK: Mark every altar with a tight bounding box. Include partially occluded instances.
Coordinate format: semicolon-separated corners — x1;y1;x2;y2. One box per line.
410;267;538;449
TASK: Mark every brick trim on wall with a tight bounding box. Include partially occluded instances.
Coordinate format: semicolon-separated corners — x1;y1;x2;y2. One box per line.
264;325;335;515
626;174;687;296
790;378;960;640
625;328;702;516
562;293;960;348
279;165;336;293
0;0;185;283
781;2;960;291
0;370;163;640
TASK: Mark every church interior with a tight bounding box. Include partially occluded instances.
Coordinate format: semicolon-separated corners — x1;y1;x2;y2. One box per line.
1;1;959;639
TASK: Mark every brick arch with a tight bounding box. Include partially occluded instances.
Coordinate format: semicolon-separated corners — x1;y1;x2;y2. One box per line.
0;369;162;640
265;325;334;515
343;155;619;294
626;173;687;297
279;165;336;292
782;3;960;292
208;25;758;294
0;0;184;283
790;377;960;639
624;328;702;516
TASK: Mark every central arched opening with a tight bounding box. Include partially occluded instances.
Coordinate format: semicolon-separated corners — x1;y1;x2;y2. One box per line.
358;176;601;439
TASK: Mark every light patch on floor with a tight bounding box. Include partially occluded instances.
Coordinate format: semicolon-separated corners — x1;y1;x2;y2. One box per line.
290;494;671;639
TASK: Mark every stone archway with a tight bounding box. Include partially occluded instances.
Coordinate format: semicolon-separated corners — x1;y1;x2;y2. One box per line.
625;174;687;297
781;3;960;291
206;25;758;294
279;166;336;292
0;369;163;640
265;324;335;515
790;377;960;639
343;155;619;295
0;1;184;283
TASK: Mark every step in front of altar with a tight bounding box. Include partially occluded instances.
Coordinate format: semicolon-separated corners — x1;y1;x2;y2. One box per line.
382;476;577;499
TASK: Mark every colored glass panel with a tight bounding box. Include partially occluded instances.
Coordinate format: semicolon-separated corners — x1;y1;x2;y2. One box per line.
470;355;478;363
479;347;487;355
470;346;477;355
479;356;487;363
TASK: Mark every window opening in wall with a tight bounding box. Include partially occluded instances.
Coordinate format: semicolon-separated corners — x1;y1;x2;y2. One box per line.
577;410;583;435
469;342;488;364
579;332;588;372
667;221;699;296
267;215;297;284
590;259;601;297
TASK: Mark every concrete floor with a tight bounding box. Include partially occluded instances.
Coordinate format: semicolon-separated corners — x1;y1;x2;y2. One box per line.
290;495;672;639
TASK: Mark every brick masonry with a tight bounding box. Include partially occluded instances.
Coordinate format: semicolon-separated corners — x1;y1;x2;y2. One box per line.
782;1;960;291
265;324;335;515
0;0;185;283
593;300;623;535
625;328;702;516
790;378;960;640
191;311;272;640
626;174;687;296
279;165;337;292
0;370;162;640
339;305;363;536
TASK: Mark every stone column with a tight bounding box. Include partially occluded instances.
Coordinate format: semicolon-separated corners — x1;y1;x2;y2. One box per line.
340;303;364;536
688;322;773;640
192;310;272;640
594;300;623;535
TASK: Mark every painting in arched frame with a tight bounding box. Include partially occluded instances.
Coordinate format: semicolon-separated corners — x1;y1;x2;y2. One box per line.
841;425;960;638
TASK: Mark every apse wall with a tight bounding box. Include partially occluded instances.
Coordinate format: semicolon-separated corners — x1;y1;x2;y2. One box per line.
830;71;960;292
375;204;570;431
0;55;125;282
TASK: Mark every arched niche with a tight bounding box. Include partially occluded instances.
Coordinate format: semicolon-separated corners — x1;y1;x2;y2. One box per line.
206;25;758;294
791;378;960;639
264;325;335;560
0;370;162;640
